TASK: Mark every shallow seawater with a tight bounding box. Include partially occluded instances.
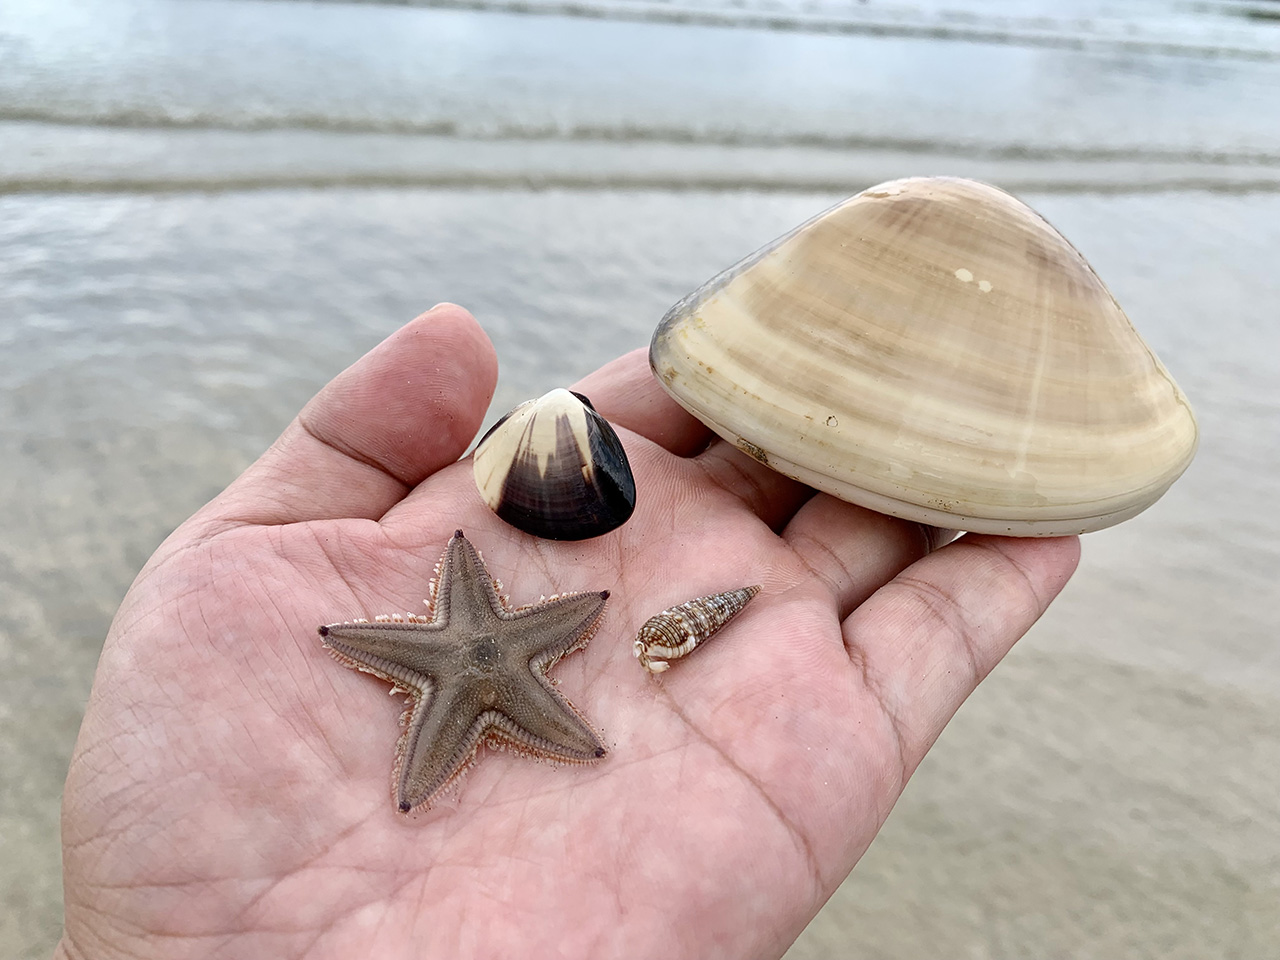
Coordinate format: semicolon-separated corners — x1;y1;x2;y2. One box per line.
2;0;1279;956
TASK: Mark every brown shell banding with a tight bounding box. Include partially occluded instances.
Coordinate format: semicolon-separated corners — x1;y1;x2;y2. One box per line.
633;585;760;674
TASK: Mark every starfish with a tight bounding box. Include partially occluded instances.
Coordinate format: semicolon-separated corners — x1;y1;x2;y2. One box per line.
319;530;609;812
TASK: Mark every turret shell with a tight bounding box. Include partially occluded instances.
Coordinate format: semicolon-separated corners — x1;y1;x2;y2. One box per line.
473;389;637;541
633;585;760;673
650;177;1198;536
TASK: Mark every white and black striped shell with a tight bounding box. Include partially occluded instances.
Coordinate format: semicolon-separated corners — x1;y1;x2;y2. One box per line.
472;389;637;541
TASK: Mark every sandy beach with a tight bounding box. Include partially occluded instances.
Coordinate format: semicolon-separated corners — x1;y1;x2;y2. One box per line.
2;1;1278;956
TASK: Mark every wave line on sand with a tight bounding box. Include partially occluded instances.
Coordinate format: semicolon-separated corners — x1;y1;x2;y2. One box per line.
285;0;1280;63
4;112;1279;169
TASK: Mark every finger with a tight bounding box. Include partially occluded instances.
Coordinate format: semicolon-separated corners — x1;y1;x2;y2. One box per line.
206;304;498;527
782;493;955;619
693;439;815;532
844;534;1080;781
572;348;712;456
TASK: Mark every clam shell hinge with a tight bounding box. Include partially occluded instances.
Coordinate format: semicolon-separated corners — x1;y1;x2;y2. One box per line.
473;389;637;541
633;585;761;674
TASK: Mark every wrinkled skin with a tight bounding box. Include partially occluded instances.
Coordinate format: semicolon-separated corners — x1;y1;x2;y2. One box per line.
58;305;1079;960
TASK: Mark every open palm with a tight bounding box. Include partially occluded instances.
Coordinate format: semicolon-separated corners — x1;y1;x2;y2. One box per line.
58;305;1079;960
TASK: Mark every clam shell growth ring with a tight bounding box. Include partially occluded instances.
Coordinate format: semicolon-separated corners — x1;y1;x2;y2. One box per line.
650;176;1198;536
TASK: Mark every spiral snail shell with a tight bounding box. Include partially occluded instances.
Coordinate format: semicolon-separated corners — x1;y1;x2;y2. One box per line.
633;585;761;674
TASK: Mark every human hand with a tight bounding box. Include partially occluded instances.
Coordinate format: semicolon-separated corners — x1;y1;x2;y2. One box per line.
58;304;1078;960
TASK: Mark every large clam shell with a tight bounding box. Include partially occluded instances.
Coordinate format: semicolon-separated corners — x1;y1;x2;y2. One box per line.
473;389;636;541
650;177;1197;536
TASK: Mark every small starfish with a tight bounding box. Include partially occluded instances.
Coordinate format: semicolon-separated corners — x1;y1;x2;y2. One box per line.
319;530;609;812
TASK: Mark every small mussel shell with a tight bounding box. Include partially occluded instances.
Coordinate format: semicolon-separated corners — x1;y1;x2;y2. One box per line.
650;177;1198;536
473;388;637;541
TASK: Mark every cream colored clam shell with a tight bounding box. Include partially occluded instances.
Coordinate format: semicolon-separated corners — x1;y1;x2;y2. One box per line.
650;177;1198;536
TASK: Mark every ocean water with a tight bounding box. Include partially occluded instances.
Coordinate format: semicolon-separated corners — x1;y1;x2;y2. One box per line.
2;0;1279;957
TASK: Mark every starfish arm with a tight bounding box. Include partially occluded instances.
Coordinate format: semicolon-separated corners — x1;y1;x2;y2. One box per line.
396;682;492;811
438;532;507;631
492;666;607;762
396;664;605;810
501;591;610;663
318;621;454;685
